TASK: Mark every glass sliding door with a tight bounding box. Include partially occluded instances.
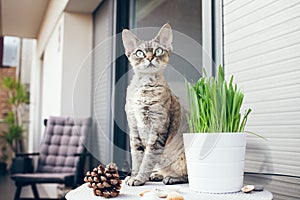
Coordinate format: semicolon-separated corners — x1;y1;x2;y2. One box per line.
90;0;210;173
131;0;202;43
129;0;203;108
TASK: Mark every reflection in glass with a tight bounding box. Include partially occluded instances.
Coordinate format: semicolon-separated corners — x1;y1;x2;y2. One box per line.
130;0;203;107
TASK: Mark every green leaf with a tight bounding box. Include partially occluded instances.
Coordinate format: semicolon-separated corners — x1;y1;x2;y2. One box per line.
245;131;267;140
4;111;15;125
185;65;253;134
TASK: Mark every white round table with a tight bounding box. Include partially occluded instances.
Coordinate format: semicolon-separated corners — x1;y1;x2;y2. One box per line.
66;182;273;200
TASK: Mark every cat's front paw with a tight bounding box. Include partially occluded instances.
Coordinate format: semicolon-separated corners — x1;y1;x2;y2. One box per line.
149;172;164;182
163;175;188;185
125;176;146;186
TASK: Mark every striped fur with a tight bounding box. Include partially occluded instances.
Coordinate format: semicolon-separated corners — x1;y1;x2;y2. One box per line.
122;24;188;186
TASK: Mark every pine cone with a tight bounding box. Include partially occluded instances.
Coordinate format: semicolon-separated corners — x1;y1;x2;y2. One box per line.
84;162;122;198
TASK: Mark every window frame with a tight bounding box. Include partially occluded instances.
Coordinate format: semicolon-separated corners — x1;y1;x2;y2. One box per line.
110;0;222;167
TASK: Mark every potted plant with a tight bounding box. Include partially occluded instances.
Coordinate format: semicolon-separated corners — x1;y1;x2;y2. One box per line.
0;77;29;172
184;66;251;193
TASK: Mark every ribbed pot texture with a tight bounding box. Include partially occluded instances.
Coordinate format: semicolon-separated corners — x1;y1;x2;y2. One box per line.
183;132;246;193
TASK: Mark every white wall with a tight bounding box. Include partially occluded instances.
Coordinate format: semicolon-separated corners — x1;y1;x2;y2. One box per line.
28;40;38;153
20;39;35;85
29;0;69;155
40;12;92;121
223;0;300;199
20;39;35;153
37;0;69;58
41;15;64;122
61;12;92;117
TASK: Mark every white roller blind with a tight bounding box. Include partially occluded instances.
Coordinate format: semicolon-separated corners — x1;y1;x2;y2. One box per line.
223;0;300;199
92;0;114;165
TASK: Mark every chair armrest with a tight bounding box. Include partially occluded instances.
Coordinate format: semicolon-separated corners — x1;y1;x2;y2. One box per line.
11;155;35;174
15;152;40;157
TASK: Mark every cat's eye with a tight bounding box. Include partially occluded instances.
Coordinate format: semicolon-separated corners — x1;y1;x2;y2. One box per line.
155;48;163;56
135;50;145;58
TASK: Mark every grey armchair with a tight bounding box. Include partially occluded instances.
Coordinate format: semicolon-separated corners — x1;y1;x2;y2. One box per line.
11;116;91;200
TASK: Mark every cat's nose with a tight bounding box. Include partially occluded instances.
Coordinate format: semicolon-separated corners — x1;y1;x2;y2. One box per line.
146;53;154;61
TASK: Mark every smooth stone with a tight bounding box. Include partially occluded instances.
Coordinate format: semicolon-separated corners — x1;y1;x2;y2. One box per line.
254;185;264;191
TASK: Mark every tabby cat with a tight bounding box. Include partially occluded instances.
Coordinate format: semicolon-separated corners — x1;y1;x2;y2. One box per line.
122;24;188;186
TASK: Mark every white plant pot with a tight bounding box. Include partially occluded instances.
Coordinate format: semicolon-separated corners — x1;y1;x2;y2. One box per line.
183;132;246;193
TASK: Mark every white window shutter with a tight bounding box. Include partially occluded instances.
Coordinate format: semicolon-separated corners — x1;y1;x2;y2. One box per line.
223;0;300;199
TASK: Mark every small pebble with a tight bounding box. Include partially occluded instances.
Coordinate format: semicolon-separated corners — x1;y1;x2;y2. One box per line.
154;188;168;198
241;185;255;193
166;185;180;192
139;190;151;196
140;192;159;200
254;185;264;191
166;191;184;200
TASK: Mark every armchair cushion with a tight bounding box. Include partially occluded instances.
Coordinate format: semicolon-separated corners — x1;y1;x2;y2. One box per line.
37;116;90;173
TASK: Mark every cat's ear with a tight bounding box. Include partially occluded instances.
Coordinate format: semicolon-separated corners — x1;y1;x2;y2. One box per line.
122;29;140;56
155;23;173;50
